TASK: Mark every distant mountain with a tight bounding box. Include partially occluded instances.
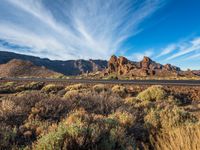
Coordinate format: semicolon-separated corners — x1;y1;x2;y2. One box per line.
103;55;197;78
0;59;60;77
0;51;199;78
0;51;107;75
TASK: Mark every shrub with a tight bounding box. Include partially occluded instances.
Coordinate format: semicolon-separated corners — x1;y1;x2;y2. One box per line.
124;97;138;105
108;111;136;128
65;84;86;91
112;85;127;97
0;91;45;125
0;86;14;94
144;106;198;129
137;85;167;101
63;90;80;99
34;109;136;150
30;96;69;121
63;91;123;115
93;84;107;93
0;124;17;149
42;84;64;93
4;82;16;87
14;82;45;92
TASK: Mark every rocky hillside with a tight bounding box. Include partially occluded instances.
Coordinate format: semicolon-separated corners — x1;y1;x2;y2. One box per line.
0;59;60;77
0;51;107;75
103;55;197;78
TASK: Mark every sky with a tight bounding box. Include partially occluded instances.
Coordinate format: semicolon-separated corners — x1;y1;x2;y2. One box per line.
0;0;200;70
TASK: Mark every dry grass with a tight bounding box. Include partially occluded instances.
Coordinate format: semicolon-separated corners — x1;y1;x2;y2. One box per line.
151;125;200;150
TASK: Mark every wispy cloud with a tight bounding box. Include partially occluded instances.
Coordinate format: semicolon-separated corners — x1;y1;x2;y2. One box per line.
156;44;176;58
165;37;200;60
0;0;164;60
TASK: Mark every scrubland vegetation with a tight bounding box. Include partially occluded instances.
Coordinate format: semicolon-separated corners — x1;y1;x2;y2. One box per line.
0;81;200;150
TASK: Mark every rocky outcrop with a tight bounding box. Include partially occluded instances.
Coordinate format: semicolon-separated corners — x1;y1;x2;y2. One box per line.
106;55;183;77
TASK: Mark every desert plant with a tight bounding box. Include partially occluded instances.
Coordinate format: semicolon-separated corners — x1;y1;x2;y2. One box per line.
63;90;80;99
34;109;136;150
3;82;16;87
65;83;86;91
0;124;17;149
0;91;45;125
144;106;198;130
137;85;167;101
42;84;64;93
30;96;70;121
93;84;107;93
112;85;127;97
63;91;123;115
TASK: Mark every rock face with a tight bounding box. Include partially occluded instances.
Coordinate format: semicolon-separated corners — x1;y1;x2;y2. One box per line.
0;59;60;77
0;51;107;75
106;55;182;77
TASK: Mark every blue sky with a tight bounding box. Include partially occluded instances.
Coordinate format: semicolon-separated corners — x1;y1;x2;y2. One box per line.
0;0;200;70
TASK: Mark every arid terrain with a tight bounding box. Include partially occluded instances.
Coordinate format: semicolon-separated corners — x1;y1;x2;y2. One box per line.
0;81;200;150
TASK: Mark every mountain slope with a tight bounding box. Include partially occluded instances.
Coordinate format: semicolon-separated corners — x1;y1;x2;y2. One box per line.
0;59;60;77
0;51;107;75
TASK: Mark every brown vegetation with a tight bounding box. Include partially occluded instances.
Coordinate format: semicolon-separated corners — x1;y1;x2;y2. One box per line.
0;82;199;149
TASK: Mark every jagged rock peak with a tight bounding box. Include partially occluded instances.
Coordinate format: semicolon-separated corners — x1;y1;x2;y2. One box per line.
142;56;152;63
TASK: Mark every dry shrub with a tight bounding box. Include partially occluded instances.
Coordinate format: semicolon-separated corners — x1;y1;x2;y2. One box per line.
0;85;14;94
137;85;167;101
15;82;45;92
93;84;107;93
0;123;17;149
144;106;198;130
42;84;64;93
63;91;123;115
124;97;138;105
111;85;127;97
4;82;16;87
34;109;136;150
63;90;81;99
108;111;136;128
30;96;70;121
0;91;45;125
151;125;200;150
65;83;86;91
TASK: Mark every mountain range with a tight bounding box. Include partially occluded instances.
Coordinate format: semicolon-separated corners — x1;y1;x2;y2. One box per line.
0;51;107;76
0;51;199;78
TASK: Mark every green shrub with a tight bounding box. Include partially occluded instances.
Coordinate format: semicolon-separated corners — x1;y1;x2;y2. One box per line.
137;85;167;101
